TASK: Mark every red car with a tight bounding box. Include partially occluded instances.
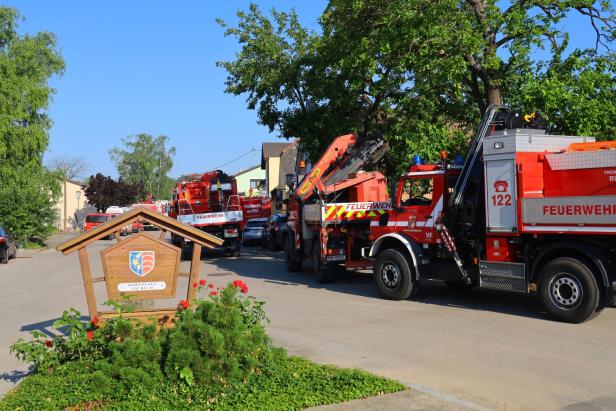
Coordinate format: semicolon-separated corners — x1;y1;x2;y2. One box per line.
84;213;113;239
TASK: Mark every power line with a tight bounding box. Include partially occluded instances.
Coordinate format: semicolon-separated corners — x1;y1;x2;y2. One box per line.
206;148;258;172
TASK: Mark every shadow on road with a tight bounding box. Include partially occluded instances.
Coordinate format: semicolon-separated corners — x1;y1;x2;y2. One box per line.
209;246;551;321
20;316;91;338
0;367;32;384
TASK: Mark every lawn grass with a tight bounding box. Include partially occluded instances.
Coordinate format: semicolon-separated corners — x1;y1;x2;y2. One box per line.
0;349;405;410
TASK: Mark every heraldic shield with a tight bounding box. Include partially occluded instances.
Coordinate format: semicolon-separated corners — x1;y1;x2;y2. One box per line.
129;250;155;277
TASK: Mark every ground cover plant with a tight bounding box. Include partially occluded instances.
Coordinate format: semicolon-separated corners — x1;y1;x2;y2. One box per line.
2;280;404;410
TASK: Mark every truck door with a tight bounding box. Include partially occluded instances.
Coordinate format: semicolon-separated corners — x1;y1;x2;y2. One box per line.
391;174;444;244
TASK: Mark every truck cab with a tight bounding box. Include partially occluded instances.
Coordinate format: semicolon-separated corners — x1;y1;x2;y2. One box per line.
372;163;460;247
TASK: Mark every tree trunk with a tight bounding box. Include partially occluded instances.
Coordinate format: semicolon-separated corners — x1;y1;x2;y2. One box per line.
487;83;502;106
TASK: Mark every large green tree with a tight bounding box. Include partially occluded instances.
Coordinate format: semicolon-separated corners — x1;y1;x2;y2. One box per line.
0;7;65;243
218;1;614;174
109;134;176;200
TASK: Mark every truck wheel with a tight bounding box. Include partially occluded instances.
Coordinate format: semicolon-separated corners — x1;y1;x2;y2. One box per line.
374;249;415;300
539;257;601;323
312;244;334;284
0;251;8;264
285;238;302;272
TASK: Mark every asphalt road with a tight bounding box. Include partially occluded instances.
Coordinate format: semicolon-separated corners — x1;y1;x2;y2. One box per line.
1;233;615;410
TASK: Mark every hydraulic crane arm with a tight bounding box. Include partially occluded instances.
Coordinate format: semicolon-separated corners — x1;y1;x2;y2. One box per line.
295;134;387;203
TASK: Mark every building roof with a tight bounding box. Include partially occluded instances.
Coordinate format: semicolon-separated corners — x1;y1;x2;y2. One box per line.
232;164;262;177
261;142;293;168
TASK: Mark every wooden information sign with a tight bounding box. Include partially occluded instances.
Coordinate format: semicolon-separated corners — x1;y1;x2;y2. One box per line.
56;207;224;325
101;233;180;300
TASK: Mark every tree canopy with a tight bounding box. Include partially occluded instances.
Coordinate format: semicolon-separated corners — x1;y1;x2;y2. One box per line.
0;7;65;242
218;1;615;174
82;173;143;212
109;134;176;200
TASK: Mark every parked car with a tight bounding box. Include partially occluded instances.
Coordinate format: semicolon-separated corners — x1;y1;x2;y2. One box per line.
262;214;288;250
0;225;17;264
84;213;113;239
105;206;131;236
242;218;268;246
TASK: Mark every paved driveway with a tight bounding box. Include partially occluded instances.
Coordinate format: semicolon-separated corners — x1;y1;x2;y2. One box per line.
1;236;615;410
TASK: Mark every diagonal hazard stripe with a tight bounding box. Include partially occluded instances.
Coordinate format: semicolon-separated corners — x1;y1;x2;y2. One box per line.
346;211;355;218
367;211;376;217
325;206;337;219
336;206;346;217
356;211;365;218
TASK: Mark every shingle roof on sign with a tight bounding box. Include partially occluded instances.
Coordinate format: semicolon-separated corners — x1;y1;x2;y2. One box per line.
261;142;293;168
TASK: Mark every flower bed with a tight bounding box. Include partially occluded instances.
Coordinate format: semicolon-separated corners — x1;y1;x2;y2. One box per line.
2;279;404;410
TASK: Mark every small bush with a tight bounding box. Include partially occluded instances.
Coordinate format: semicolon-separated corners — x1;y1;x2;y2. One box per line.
4;279;405;410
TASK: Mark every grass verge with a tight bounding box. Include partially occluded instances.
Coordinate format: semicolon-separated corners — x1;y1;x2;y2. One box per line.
0;348;404;410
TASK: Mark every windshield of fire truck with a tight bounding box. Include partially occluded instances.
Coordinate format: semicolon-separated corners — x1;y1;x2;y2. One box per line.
400;177;433;206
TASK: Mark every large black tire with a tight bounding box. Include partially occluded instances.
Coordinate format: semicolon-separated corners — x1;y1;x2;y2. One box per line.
0;251;8;264
231;248;240;257
374;249;415;300
539;257;601;323
312;243;334;284
285;237;302;272
270;235;279;251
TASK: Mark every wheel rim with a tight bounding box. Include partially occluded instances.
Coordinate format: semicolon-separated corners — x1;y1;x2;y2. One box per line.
549;273;583;310
381;262;400;289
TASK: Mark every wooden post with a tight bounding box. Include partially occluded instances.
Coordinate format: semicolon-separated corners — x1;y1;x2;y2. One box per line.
78;247;98;319
159;230;166;240
114;231;122;242
187;244;202;301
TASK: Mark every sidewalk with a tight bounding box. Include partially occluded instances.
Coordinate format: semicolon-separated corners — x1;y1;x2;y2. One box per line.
17;232;79;258
308;389;488;411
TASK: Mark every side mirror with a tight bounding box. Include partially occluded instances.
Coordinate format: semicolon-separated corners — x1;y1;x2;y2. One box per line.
389;180;400;208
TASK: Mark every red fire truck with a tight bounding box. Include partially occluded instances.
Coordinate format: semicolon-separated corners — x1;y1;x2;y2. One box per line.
170;170;243;257
282;133;390;283
365;106;616;323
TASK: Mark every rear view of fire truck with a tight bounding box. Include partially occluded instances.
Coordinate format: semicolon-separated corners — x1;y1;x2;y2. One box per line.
368;106;615;322
170;170;242;257
283;134;389;283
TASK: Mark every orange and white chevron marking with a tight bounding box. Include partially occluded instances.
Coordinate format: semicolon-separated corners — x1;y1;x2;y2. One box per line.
322;202;391;221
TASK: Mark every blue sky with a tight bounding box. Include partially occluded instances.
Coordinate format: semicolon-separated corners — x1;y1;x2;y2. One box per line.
6;1;326;179
5;1;603;179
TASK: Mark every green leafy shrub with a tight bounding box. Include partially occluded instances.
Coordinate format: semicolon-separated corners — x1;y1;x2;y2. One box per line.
10;280;269;392
5;279;405;410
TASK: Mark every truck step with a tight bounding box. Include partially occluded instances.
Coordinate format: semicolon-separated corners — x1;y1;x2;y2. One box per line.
479;261;526;293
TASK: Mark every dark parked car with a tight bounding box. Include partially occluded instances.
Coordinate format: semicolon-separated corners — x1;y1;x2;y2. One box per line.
242;218;268;246
0;225;17;264
262;214;288;250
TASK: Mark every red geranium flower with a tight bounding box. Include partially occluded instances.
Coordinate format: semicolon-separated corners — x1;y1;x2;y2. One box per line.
179;300;189;309
208;283;214;289
192;282;198;288
233;279;248;294
199;279;206;286
91;316;99;327
209;291;217;297
86;331;94;341
44;340;53;348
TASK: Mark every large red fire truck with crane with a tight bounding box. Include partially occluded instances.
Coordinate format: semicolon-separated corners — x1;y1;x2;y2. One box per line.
281;133;391;282
285;106;616;323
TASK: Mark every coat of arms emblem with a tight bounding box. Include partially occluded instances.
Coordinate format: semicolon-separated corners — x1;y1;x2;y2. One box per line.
129;250;155;277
